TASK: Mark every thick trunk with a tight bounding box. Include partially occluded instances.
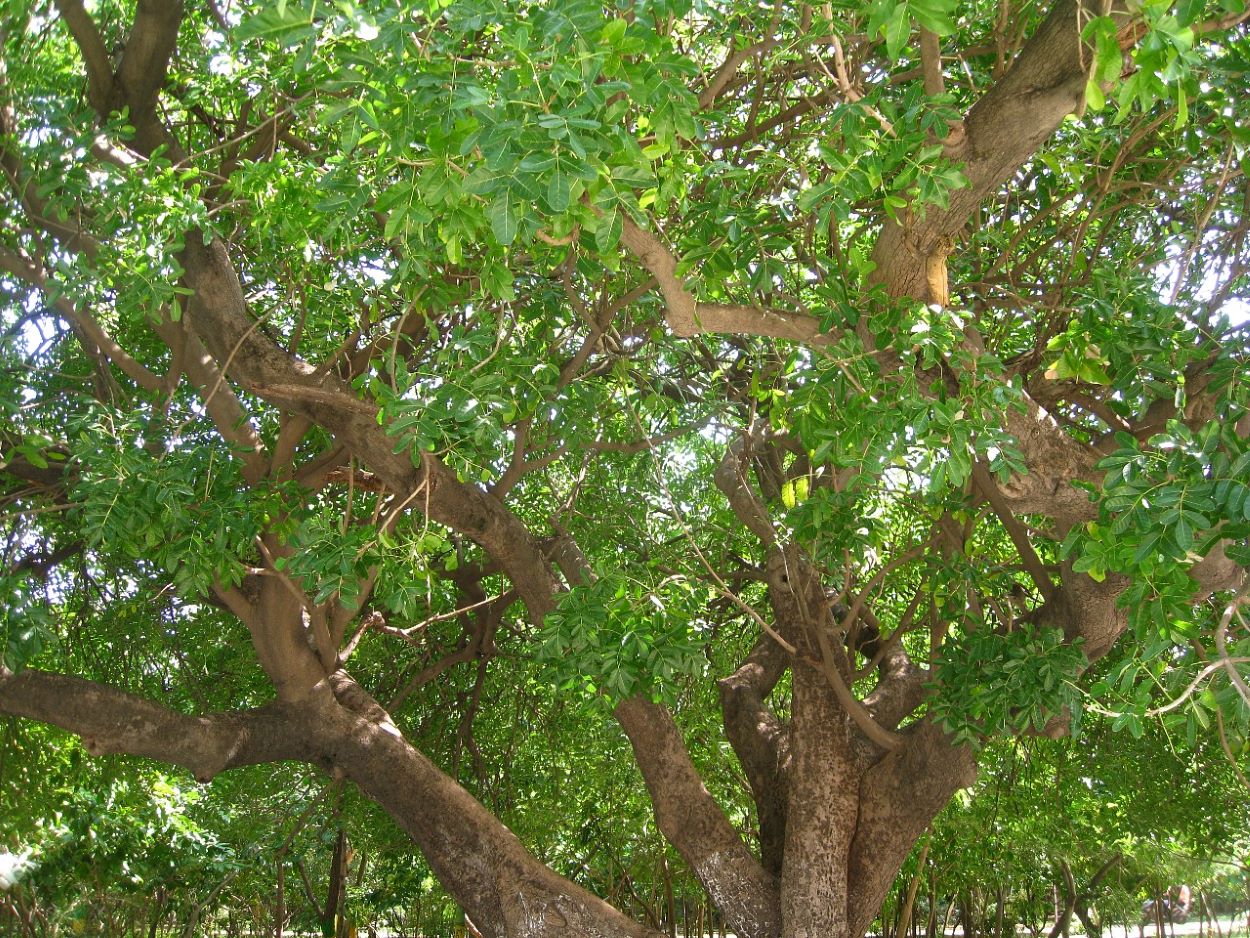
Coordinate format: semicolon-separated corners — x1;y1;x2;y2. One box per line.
779;661;862;938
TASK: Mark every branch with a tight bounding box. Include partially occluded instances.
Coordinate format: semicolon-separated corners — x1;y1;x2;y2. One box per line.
1047;858;1078;938
971;461;1055;599
810;619;904;751
846;722;977;936
52;0;115;113
698;40;780;109
614;696;781;938
920;29;946;97
155;320;269;484
872;0;1125;303
175;233;562;620
713;434;778;545
1214;581;1250;709
0;247;164;394
618;217;826;343
0;665;307;782
115;0;185;130
718;633;792;877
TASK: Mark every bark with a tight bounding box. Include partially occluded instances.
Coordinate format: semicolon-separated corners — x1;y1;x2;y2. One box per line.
779;661;862;938
614;696;782;938
717;634;792;877
0;665;312;782
847;723;978;938
318;678;662;938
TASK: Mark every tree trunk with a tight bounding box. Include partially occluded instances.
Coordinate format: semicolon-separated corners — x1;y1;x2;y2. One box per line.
275;861;286;938
324;828;347;938
1047;859;1076;938
894;844;931;938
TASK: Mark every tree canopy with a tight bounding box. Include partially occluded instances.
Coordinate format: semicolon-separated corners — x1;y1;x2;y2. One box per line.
0;0;1248;936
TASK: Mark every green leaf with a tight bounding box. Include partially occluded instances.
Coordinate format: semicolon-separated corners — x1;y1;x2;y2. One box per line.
546;170;571;213
488;194;520;246
596;208;623;253
883;5;911;60
235;4;317;46
1085;78;1106;112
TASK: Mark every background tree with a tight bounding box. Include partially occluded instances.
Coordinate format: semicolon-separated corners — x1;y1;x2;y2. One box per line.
0;0;1248;937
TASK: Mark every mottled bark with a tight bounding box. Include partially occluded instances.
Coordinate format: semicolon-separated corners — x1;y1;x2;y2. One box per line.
615;696;782;938
847;724;978;937
780;661;863;938
718;634;792;877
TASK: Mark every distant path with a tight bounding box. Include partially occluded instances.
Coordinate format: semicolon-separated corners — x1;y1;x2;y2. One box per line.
1102;919;1248;938
873;920;1250;938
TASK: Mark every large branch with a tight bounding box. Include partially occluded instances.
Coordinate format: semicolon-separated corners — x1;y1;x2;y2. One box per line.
176;234;561;621
323;674;662;938
51;0;115;114
0;665;308;782
845;721;977;937
115;0;185;140
717;634;791;877
613;696;782;938
872;0;1116;302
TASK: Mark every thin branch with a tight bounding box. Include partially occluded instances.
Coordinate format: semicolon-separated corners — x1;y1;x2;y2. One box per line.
1214;581;1250;707
971;461;1056;599
810;622;904;751
0;247;164;393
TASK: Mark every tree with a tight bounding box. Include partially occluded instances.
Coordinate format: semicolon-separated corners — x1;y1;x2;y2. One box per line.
0;0;1248;936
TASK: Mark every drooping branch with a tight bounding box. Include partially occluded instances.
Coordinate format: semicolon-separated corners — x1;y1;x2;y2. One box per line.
0;665;309;782
613;696;782;938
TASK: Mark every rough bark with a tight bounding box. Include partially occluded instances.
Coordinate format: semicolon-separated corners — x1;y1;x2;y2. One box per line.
847;723;978;938
779;661;863;938
718;634;792;878
319;679;663;938
0;665;313;782
615;696;782;938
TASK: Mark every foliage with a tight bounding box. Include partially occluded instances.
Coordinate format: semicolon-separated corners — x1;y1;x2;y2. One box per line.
0;0;1249;933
